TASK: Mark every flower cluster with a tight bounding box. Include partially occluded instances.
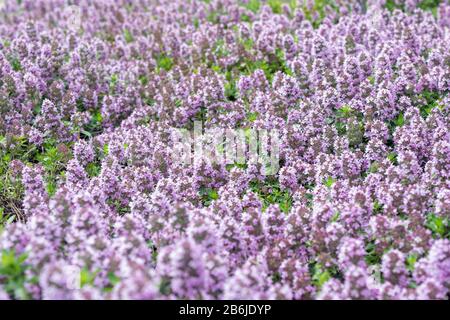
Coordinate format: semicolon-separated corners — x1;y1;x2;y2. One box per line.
0;0;449;300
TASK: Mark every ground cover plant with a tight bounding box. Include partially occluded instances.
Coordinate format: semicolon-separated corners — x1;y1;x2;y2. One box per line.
0;0;449;300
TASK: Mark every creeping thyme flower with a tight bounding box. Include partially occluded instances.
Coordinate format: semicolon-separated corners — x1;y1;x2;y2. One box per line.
0;0;449;300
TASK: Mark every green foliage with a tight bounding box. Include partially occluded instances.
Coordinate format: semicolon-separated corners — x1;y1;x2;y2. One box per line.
334;106;362;138
335;121;346;135
385;0;440;14
311;263;331;288
156;54;174;72
0;250;30;299
123;29;134;43
159;277;172;295
241;14;252;22
406;253;418;272
213;39;230;59
240;38;254;52
346;119;364;147
385;0;405;11
257;48;293;81
419;90;441;118
268;0;283;14
331;211;340;222
210;65;221;73
324;176;335;188
373;201;384;214
288;0;298;12
199;187;219;206
418;0;441;15
222;47;292;89
103;272;120;292
80;267;98;287
365;241;382;265
0;136;29;222
86;162;101;178
82;109;104;138
336;105;354;118
224;80;238;101
224;70;238;101
426;214;450;239
395;112;405;127
149;241;158;264
225;162;248;172
0;134;72;212
109;73;119;92
1;39;11;48
36;142;68;174
368;161;380;174
246;111;259;122
387;152;398;165
242;0;261;13
36;140;71;196
206;12;218;23
9;56;22;72
139;75;149;86
0;208;16;232
250;178;292;214
0;135;34;162
108;199;131;215
103;143;109;157
193;17;200;28
302;0;338;28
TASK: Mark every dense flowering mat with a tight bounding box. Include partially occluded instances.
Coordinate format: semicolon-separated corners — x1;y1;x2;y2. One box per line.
0;0;449;300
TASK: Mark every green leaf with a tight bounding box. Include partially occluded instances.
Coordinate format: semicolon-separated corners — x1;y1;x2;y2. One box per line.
268;0;282;14
373;201;383;214
312;264;331;288
250;178;292;213
247;112;258;122
46;179;57;196
208;189;219;200
199;187;219;206
0;250;30;299
426;214;448;238
80;268;97;287
337;105;353;118
211;65;221;73
107;272;120;286
418;0;441;12
103;144;109;156
406;254;418;272
387;152;398;165
243;0;261;13
365;241;382;265
224;80;237;101
80;129;93;138
9;56;22;71
193;17;200;28
86;162;101;178
395;112;404;127
156;54;174;72
368;162;379;173
331;211;340;222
